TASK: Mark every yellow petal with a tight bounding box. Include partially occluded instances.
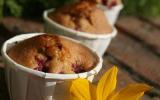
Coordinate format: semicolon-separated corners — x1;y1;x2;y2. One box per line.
90;83;97;100
97;66;118;100
70;78;91;100
109;83;152;100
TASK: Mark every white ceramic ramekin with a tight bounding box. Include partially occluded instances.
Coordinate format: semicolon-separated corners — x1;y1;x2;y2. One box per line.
99;4;123;25
43;9;117;57
1;33;103;100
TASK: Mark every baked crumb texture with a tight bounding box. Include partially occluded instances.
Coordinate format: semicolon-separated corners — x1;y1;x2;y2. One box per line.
7;34;97;74
49;0;113;34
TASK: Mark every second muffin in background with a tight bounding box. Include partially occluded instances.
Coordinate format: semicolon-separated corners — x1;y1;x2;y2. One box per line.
43;0;117;56
49;1;113;34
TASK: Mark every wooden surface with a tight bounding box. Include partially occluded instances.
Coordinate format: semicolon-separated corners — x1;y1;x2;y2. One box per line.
0;16;160;100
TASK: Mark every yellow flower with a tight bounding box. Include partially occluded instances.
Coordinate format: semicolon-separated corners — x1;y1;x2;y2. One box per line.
70;66;151;100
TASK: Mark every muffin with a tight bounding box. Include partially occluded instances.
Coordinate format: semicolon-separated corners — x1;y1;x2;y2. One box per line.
48;0;112;34
7;34;98;74
98;0;122;8
86;0;122;7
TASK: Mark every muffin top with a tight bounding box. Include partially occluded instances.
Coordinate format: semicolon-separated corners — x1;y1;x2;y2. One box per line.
96;0;122;8
7;34;98;74
48;0;112;34
84;0;122;7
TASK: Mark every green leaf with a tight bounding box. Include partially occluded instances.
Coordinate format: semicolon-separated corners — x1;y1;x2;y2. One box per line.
6;0;22;17
0;0;4;18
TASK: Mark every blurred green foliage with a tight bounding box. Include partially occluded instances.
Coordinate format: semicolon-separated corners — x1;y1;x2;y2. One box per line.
122;0;160;17
0;0;4;18
0;0;76;19
0;0;160;19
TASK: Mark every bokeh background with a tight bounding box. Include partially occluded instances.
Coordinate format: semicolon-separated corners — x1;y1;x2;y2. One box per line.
0;0;160;19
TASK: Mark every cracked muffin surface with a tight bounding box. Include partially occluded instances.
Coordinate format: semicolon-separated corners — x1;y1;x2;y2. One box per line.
7;34;98;74
48;0;112;34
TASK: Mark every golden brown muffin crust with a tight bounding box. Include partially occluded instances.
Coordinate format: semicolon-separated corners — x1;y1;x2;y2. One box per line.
7;34;97;74
49;1;112;34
